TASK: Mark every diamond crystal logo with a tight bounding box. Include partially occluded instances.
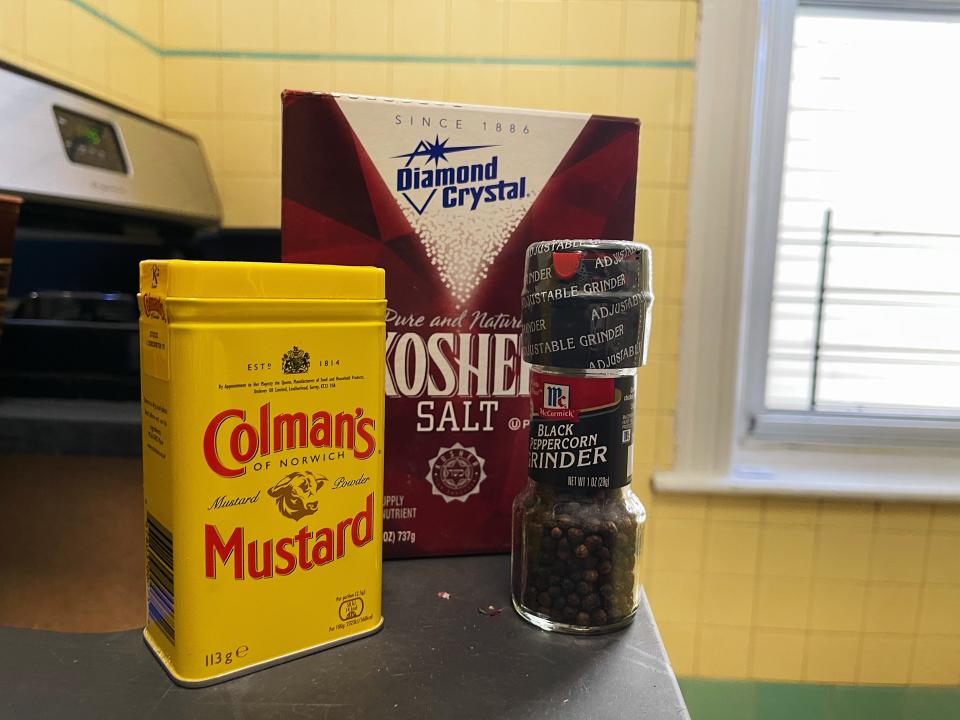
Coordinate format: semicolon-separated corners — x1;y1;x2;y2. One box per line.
393;135;498;215
390;136;531;305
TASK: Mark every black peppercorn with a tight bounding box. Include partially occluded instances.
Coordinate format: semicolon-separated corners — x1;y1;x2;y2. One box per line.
597;561;612;575
583;593;600;610
575;611;591;626
567;527;585;544
537;592;551;607
574;544;589;559
547;585;563;598
599;584;614;598
585;535;603;553
591;609;608;625
550;526;563;540
566;593;580;608
582;569;599;584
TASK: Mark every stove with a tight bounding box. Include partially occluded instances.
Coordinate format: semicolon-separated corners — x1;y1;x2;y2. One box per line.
0;61;221;455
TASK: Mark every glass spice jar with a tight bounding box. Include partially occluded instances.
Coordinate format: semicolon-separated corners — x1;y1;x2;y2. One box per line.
512;239;653;634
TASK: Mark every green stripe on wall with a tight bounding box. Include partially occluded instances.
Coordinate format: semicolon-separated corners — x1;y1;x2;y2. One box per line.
678;679;960;720
66;0;695;69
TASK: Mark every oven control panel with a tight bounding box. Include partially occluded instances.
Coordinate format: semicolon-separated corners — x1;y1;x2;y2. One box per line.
53;105;127;174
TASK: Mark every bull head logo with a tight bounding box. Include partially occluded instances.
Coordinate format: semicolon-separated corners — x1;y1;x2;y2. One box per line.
267;471;325;520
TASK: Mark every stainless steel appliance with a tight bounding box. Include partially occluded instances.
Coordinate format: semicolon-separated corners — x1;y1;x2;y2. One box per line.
0;61;221;455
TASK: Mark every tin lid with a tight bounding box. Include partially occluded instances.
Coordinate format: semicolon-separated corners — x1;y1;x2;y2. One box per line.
139;260;385;301
520;239;653;369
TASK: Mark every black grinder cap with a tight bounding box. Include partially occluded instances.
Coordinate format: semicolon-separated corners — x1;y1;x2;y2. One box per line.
521;239;653;370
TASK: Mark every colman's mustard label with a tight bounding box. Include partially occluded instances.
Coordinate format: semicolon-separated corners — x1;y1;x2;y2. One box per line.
138;260;386;686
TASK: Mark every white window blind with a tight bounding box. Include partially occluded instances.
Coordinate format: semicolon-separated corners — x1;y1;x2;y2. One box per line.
764;6;960;418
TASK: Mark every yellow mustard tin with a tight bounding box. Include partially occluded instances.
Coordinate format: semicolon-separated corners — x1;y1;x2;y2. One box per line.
138;260;386;686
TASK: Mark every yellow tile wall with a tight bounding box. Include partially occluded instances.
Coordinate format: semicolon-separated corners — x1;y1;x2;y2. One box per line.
0;0;162;118
156;0;696;228
4;0;960;689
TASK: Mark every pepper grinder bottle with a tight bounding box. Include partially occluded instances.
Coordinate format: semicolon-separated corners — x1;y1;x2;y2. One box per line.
512;239;653;634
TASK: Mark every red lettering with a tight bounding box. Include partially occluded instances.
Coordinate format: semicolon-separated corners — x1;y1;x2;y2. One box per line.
352;493;374;546
295;526;313;570
203;404;378;476
248;539;273;579
355;417;377;460
336;517;352;560
229;422;258;463
204;524;243;579
310;411;331;447
203;410;246;478
312;528;333;566
259;402;270;456
275;537;296;575
274;412;308;449
335;411;356;449
203;494;376;581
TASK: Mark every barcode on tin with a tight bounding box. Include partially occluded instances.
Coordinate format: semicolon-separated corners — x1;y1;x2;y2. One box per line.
146;513;175;644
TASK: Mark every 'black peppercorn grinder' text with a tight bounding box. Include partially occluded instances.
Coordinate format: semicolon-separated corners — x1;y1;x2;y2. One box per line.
513;240;653;634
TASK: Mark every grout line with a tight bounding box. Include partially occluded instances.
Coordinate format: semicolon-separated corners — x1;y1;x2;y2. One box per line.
800;507;825;681
66;0;161;54
386;0;395;96
499;0;509;107
64;0;694;69
329;0;338;94
442;0;452;100
558;0;569;106
853;508;879;682
160;48;696;67
745;504;767;679
690;497;713;677
214;0;223;116
906;524;935;681
616;0;627;116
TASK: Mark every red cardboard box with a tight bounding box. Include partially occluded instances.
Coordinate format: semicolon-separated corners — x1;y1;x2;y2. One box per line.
282;92;639;557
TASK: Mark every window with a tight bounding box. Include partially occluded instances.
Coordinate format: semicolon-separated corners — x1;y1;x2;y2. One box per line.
763;6;960;417
654;0;960;499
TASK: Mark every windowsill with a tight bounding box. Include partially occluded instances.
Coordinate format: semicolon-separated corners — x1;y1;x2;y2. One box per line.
654;444;960;502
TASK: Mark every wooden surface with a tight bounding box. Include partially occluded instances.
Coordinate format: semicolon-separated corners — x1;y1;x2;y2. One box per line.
0;454;145;631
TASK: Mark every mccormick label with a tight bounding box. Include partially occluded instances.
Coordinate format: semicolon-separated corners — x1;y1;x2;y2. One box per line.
282;92;640;556
139;260;386;685
528;371;635;489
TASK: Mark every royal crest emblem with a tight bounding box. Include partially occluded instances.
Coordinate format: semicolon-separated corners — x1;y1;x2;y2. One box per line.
282;345;310;374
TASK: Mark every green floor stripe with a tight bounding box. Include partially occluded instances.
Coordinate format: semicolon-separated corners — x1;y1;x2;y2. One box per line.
66;0;695;69
678;679;960;720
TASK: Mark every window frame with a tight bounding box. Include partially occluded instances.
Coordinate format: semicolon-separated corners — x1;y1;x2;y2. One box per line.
652;0;960;501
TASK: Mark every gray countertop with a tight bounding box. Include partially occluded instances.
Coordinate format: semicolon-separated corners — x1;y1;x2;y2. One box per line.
0;555;688;720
